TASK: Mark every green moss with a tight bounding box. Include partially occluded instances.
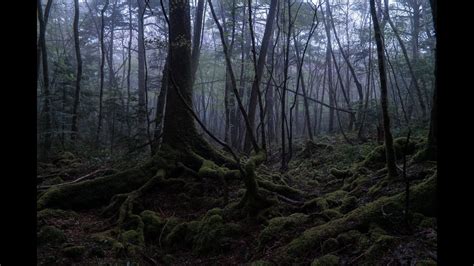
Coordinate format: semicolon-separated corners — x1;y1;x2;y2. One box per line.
367;179;389;197
258;213;308;247
336;229;363;245
419;217;436;229
321;238;339;254
121;230;143;246
37;162;158;210
62;245;86;259
250;260;273;266
165;221;200;248
162;254;175;265
112;241;125;255
362;138;418;169
311;254;339;266
278;175;435;263
257;179;303;199
192;214;241;254
340;196;357;213
364;235;400;261
321;209;342;220
38;226;66;245
140;210;165;240
303;198;328;213
330;168;353;179
324;190;348;208
368;223;387;240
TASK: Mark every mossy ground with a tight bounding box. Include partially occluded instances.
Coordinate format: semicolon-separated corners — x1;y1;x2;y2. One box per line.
37;134;436;265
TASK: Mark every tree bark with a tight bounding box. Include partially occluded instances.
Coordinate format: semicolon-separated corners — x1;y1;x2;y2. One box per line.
243;0;278;153
38;0;54;159
71;0;83;141
370;0;398;178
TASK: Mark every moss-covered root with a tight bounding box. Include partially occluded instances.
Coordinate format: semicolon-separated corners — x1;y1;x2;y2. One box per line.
278;174;436;263
37;160;159;210
197;159;240;204
237;151;274;214
113;169;168;254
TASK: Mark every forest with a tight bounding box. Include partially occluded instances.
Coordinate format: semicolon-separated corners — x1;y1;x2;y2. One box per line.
36;0;438;264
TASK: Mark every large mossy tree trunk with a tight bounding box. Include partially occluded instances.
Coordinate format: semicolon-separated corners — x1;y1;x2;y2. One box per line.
38;0;270;216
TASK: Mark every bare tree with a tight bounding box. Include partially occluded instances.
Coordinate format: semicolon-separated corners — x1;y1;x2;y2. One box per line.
71;0;83;141
370;0;398;178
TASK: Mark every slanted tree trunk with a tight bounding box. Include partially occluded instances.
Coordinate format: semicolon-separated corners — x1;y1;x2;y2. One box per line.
370;0;398;178
71;0;82;141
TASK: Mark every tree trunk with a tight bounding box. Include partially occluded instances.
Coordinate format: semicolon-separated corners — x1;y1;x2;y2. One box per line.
38;0;53;160
323;2;335;133
137;0;147;140
370;0;398;178
97;0;109;145
243;0;278;153
71;0;83;141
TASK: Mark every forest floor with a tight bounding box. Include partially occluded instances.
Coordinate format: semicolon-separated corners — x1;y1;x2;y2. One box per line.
36;133;437;265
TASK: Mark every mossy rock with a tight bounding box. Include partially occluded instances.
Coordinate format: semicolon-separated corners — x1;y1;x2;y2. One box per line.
258;213;309;247
62;245;86;259
340;196;357;213
165;220;200;249
419;217;436;229
330;168;353;179
321;238;339;254
311;254;339;266
277;175;435;263
321;209;342;220
368;223;387;240
362;138;418;168
140;210;165;240
364;235;400;262
303;198;328;213
336;229;363;246
38;226;66;245
120;230;144;247
192;214;241;255
325;190;348;206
